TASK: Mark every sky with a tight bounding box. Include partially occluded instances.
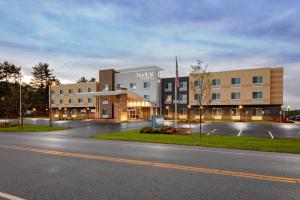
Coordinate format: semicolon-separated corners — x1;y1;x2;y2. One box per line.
0;0;300;108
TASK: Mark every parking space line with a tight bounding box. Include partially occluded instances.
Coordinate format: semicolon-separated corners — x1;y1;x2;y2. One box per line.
207;129;217;135
0;192;26;200
268;130;274;139
237;130;242;137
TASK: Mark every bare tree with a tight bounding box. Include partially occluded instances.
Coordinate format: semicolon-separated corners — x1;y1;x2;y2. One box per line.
190;60;212;138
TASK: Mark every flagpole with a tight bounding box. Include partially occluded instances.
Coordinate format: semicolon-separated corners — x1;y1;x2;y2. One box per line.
175;56;178;128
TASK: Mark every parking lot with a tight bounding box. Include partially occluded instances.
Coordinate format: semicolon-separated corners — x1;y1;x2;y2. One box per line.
166;121;300;139
1;118;300;139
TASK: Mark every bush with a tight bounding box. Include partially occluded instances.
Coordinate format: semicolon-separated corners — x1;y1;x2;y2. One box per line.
153;129;161;134
140;126;153;134
159;125;172;134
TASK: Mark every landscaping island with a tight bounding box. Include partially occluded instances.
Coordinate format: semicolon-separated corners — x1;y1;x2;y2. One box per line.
93;129;300;154
0;124;69;132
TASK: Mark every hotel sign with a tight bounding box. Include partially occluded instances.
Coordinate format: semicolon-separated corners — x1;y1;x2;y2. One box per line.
136;71;154;80
151;115;165;128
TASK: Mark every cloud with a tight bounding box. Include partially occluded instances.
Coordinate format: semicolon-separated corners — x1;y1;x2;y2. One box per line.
0;0;300;108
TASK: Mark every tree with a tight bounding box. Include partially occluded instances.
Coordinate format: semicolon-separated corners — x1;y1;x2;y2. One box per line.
89;77;96;82
190;60;212;138
31;62;58;116
77;76;88;83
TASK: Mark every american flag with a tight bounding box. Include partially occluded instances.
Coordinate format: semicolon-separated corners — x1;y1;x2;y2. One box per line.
175;56;179;88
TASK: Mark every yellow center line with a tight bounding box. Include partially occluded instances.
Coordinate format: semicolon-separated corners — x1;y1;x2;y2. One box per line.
0;144;299;184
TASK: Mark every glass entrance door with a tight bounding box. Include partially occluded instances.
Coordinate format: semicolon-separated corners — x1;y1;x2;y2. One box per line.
128;108;136;120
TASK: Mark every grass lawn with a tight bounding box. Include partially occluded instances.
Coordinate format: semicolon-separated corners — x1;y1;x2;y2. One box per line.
93;130;300;154
0;124;69;132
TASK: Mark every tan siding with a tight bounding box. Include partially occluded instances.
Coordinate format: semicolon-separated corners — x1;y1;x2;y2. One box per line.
189;67;283;106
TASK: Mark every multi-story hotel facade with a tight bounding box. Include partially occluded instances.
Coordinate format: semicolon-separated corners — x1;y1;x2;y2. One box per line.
50;66;283;122
188;67;283;121
50;82;98;119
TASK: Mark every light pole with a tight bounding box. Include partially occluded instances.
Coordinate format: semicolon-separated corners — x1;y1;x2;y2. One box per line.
238;105;243;122
19;69;23;128
87;107;90;119
49;81;56;127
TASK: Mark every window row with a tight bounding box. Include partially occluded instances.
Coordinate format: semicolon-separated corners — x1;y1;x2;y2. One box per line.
165;94;188;104
51;88;93;95
164;108;263;117
51;98;94;104
113;82;151;91
193;92;263;101
193;76;263;88
164;81;188;92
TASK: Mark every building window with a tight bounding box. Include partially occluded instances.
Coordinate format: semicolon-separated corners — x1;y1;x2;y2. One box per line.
88;88;92;92
68;89;73;94
78;88;83;93
88;98;93;103
179;94;187;104
212;93;221;101
144;95;150;100
51;99;55;104
130;83;136;90
212;79;221;88
164;82;172;92
68;99;73;104
253;76;263;85
252;108;263;117
179;81;187;91
165;95;172;104
78;98;83;104
51;90;55;95
144;82;150;89
194;93;200;101
60;90;64;95
102;84;109;91
253;92;263;100
194;80;202;88
231;78;241;87
212;108;222;116
60;99;64;104
231;92;241;101
231;108;240;116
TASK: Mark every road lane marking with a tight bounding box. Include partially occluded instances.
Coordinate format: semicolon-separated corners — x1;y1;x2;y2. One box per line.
0;192;26;200
237;130;242;137
0;145;299;184
207;129;217;135
268;130;274;139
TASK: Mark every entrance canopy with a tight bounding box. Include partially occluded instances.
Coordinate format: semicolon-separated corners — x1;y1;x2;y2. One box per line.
78;90;155;107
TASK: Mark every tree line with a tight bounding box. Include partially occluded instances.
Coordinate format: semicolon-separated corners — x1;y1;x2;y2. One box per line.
0;61;59;118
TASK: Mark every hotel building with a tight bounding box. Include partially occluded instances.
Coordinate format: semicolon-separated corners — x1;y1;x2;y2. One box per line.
50;66;283;122
189;67;283;121
50;82;98;119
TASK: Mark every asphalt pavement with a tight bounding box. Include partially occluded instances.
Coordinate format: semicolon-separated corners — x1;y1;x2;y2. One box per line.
0;133;299;200
3;118;299;139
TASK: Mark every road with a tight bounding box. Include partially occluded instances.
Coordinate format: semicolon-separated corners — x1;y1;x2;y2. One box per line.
0;124;299;200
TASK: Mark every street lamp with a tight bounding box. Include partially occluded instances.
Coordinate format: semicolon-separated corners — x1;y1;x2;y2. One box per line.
238;105;243;122
49;81;56;127
86;107;90;119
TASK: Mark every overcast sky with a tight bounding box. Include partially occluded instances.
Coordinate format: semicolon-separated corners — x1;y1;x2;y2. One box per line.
0;0;299;108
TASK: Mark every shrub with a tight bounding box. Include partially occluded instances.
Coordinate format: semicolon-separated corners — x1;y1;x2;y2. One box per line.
153;129;161;134
159;125;172;134
140;126;153;134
